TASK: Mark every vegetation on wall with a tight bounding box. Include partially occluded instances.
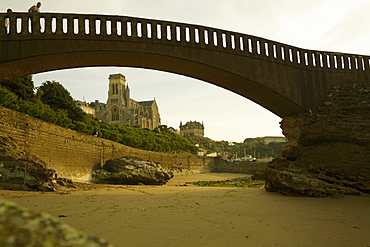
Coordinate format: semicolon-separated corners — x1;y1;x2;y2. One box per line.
188;177;265;188
0;76;197;155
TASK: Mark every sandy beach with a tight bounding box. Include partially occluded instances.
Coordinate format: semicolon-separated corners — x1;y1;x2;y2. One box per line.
1;173;369;247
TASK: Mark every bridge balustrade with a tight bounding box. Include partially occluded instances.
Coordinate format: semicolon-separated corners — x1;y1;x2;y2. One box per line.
1;12;369;71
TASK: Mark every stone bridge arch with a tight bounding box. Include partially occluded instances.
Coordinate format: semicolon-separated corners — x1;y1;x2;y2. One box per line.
1;12;370;118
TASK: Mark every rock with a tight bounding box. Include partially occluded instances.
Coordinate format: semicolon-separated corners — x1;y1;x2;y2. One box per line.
0;158;75;192
91;156;174;185
0;199;113;246
265;83;370;197
251;171;265;180
264;159;363;197
168;163;191;174
0;136;75;192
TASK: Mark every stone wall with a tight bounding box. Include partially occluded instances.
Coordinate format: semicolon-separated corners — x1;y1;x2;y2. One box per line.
0;106;215;182
209;161;268;174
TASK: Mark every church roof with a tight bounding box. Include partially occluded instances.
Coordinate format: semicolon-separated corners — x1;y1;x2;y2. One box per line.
138;100;155;107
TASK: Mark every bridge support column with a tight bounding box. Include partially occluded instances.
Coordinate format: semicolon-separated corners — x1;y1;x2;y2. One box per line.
264;83;370;197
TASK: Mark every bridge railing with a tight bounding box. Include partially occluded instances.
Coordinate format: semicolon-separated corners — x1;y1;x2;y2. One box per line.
1;12;369;71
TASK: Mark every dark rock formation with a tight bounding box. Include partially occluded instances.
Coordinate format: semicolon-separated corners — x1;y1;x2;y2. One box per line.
91;156;174;185
167;163;191;174
0;136;75;192
0;199;113;246
265;83;370;197
265;159;364;197
251;171;265;181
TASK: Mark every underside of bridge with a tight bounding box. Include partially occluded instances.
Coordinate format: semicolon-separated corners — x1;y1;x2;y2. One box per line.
0;42;309;118
2;28;368;119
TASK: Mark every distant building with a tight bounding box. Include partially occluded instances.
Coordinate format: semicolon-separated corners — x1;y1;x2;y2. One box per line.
206;152;218;157
93;74;161;129
261;136;287;144
179;120;204;137
197;148;206;156
76;100;95;115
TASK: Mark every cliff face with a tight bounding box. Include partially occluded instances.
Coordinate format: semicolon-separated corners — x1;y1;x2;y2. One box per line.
265;83;370;197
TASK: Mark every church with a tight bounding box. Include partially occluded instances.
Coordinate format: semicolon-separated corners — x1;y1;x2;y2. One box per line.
93;74;161;129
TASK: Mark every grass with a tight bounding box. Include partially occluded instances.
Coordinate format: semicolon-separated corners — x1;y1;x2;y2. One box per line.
187;177;265;188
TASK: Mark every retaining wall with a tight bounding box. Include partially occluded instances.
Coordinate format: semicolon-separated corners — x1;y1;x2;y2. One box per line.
210;162;268;174
0;106;215;181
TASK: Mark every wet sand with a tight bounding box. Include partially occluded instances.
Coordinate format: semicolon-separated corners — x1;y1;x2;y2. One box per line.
1;173;369;247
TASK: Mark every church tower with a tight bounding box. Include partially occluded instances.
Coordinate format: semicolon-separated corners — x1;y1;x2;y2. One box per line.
93;73;161;129
107;74;130;125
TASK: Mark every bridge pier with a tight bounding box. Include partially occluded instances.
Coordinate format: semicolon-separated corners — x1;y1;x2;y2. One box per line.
264;83;370;197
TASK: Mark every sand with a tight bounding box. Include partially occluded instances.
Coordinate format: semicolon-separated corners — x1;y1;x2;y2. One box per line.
1;173;369;247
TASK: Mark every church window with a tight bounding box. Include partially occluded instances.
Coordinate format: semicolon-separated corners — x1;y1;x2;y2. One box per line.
112;84;119;95
112;107;119;121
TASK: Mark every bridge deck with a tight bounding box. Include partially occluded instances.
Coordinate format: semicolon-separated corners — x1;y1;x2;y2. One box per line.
1;13;369;117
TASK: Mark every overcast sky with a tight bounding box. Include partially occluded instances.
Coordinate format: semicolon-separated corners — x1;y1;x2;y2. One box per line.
2;0;369;142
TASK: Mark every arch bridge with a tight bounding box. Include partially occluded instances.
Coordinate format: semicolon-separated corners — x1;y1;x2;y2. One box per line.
1;12;369;117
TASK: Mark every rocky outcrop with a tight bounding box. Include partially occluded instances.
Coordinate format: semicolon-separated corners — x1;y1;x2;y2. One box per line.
167;163;192;174
265;83;370;197
91;156;174;185
0;158;74;192
0;199;113;246
265;159;366;197
0;136;75;192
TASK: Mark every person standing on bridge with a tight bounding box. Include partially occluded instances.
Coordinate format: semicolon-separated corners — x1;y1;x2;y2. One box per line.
4;9;12;34
28;2;42;12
